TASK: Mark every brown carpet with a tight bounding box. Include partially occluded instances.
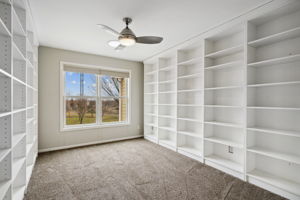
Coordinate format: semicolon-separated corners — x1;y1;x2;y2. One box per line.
25;139;285;200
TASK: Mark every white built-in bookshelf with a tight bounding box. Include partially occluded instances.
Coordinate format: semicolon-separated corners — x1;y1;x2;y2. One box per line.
0;0;38;199
144;2;300;199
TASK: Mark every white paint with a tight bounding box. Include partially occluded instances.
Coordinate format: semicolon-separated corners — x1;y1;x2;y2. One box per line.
28;0;274;61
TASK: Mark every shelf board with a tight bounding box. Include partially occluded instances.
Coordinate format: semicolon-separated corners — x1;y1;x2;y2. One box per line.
177;104;203;107
158;126;176;132
0;15;11;37
248;27;300;47
159;65;175;71
177;57;202;66
178;72;202;80
178;146;202;156
12;133;25;148
248;81;300;88
145;113;156;117
158;115;175;119
144;103;158;106
205;154;243;173
159;79;175;84
248;54;300;68
0;180;11;200
0;149;10;162
204;60;243;70
0;111;11;118
159;91;176;94
248;146;300;165
247;106;300;111
158;104;176;106
205;136;243;148
145;70;158;75
26;142;34;155
205;45;243;58
177;89;202;93
247;169;300;196
178;131;202;139
204;121;243;128
247;127;300;138
144;92;157;95
177;117;202;123
12;157;25;181
205;85;243;91
205;105;243;109
13;185;25;200
13;42;26;61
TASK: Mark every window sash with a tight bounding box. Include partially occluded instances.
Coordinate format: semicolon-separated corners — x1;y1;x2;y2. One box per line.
63;72;129;127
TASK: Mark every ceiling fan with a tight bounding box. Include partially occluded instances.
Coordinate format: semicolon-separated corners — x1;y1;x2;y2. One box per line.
97;17;163;51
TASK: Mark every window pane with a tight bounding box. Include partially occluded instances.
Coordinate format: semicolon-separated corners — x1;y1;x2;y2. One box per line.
83;73;97;96
101;75;124;97
101;98;127;123
65;72;96;96
65;72;80;96
66;98;96;125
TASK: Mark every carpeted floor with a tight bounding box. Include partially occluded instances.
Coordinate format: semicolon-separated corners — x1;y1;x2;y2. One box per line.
25;139;285;200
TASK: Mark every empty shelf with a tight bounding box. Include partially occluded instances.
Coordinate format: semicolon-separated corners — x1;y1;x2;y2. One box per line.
205;154;243;172
178;131;202;138
247;106;300;111
12;157;25;180
248;54;300;68
247;127;300;138
0;149;10;162
159;139;175;147
177;117;202;123
0;180;10;200
178;73;202;79
205;137;243;148
205;45;243;58
247;146;300;165
158;126;176;132
177;89;202;93
248;27;300;47
204;121;243;128
204;60;243;70
205;85;243;91
178;146;202;156
247;169;300;196
177;57;202;66
12;134;25;148
248;81;300;88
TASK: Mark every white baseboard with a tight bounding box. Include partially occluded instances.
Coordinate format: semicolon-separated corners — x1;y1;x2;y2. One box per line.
38;135;143;153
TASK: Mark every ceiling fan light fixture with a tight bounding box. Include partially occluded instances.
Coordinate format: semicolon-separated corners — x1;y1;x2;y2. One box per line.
108;40;120;48
119;35;136;46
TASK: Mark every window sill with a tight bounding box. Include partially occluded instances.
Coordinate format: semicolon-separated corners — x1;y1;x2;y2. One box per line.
61;122;130;132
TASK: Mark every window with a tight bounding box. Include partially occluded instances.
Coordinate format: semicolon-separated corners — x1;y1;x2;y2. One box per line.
62;63;130;130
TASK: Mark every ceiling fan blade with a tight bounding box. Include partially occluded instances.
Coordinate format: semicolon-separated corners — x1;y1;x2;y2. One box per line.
97;24;120;37
115;44;126;51
136;36;163;44
108;40;126;51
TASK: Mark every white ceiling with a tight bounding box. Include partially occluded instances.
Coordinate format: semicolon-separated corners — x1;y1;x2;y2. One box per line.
29;0;272;62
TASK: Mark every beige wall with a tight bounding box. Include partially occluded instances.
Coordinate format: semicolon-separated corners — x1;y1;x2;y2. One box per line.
38;46;144;151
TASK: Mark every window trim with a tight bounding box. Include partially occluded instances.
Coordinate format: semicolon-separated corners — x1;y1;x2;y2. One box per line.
60;61;131;132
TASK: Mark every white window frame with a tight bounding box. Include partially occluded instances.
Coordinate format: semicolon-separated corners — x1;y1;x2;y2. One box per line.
60;61;131;132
